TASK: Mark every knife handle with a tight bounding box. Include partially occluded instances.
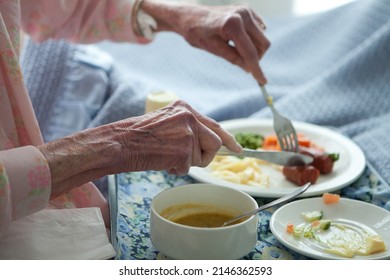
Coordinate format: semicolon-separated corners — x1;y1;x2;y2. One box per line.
216;146;239;156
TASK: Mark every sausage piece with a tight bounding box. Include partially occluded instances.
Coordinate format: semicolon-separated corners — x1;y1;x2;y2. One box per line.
299;146;338;174
283;165;320;186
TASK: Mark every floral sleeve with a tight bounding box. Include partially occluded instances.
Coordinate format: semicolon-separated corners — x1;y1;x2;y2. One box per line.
0;146;51;236
20;0;149;44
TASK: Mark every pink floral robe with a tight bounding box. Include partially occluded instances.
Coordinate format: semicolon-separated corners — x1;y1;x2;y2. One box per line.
0;0;147;236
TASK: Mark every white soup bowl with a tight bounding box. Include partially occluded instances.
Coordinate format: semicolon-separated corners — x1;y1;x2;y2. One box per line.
150;183;258;260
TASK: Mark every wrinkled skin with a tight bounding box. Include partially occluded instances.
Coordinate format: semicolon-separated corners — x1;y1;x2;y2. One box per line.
38;100;242;198
143;1;270;84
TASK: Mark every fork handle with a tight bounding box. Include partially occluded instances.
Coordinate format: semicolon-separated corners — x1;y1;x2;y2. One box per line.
259;84;278;115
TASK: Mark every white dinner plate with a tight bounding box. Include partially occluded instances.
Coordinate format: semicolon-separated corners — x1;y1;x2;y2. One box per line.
189;119;366;198
269;197;390;259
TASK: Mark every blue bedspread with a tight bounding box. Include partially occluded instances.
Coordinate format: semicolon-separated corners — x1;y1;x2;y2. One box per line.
21;0;390;186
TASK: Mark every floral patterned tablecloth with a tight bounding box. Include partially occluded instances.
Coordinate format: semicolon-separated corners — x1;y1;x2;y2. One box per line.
108;162;390;260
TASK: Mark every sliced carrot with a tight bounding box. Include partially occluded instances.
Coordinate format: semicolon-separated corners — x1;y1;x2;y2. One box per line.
297;133;312;147
263;133;311;150
263;134;278;145
263;135;281;151
322;193;340;204
286;223;294;234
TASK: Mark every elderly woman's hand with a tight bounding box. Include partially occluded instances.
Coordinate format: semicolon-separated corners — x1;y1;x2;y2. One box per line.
38;100;241;197
108;100;242;175
142;1;270;84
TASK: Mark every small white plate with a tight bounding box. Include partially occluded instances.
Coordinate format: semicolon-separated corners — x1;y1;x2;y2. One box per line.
189;118;366;198
270;197;390;260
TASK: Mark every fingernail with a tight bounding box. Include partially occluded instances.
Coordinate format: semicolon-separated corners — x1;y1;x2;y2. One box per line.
233;142;243;153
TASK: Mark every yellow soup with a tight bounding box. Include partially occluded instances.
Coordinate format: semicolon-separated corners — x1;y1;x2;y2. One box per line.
160;203;243;228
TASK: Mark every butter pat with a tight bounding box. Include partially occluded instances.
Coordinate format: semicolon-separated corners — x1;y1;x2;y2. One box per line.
145;91;178;113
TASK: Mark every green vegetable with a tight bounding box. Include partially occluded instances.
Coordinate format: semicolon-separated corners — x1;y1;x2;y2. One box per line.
328;153;340;162
234;132;264;150
318;220;331;230
301;210;323;222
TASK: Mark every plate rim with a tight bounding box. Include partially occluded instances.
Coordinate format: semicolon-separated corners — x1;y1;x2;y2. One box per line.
189;118;366;198
269;197;390;260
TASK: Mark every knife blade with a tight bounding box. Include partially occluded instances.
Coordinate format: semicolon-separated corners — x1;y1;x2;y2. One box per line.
216;147;313;167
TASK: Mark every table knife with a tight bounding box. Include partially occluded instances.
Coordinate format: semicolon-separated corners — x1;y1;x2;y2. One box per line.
216;147;313;166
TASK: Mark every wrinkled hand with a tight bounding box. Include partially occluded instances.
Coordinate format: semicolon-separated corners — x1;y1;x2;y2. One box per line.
179;5;270;84
111;100;242;175
39;100;242;196
145;2;270;84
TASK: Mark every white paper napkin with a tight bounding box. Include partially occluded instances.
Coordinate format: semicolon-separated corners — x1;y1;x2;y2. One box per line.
0;208;116;260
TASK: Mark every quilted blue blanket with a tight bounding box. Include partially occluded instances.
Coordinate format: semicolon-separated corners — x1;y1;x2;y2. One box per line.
21;0;390;187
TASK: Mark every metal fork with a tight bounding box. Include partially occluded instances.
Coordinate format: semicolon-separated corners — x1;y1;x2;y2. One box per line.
260;84;299;152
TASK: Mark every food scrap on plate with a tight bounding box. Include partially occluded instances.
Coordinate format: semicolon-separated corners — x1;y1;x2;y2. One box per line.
284;194;386;258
